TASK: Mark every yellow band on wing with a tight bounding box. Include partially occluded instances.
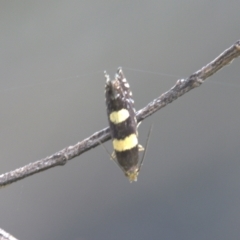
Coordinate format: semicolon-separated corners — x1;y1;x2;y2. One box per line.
113;134;138;152
109;109;130;124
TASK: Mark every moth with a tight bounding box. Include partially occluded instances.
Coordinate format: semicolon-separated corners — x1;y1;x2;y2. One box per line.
104;67;144;182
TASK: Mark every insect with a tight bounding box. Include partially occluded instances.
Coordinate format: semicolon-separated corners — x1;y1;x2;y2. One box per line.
104;67;144;182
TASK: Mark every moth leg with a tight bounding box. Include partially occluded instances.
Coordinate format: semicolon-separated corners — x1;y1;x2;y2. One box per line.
136;122;142;137
111;151;116;160
138;144;144;152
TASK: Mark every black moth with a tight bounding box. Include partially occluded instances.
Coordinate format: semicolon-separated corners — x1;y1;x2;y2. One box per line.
104;67;144;182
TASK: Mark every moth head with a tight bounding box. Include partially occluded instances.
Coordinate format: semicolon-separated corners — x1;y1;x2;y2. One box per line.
125;167;139;182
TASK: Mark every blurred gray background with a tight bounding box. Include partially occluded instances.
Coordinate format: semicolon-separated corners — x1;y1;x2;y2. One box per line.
0;1;240;240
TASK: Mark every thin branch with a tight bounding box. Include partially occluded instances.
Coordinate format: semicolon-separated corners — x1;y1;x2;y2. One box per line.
0;228;18;240
0;40;240;188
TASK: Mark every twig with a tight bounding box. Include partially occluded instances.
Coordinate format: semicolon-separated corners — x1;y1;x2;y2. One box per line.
0;40;239;187
0;228;18;240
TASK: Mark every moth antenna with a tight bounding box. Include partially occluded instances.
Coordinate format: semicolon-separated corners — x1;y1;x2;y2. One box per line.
138;124;153;173
98;138;130;172
97;139;114;160
98;139;129;172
